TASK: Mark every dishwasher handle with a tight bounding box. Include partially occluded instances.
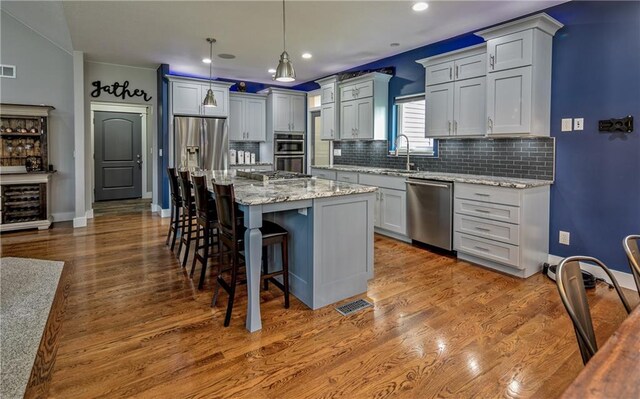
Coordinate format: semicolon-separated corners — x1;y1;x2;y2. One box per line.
406;179;451;189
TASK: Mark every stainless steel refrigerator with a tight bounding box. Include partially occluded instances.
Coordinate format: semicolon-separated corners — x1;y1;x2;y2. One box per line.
174;116;228;170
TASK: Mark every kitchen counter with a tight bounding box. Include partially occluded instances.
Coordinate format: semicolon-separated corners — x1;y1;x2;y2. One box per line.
204;170;378;206
312;165;553;189
229;162;273;167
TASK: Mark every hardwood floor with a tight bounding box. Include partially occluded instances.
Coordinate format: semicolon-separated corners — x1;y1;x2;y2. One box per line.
1;211;636;398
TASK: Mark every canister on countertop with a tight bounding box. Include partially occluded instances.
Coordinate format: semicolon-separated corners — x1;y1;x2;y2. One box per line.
229;149;236;165
237;150;245;164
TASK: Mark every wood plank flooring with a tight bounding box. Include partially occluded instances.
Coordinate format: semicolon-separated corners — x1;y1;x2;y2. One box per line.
1;208;636;398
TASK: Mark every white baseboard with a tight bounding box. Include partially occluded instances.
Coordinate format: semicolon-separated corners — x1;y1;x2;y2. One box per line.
548;254;637;291
52;212;74;222
85;209;94;219
150;203;171;218
151;203;161;213
160;208;171;218
143;191;152;199
73;216;87;228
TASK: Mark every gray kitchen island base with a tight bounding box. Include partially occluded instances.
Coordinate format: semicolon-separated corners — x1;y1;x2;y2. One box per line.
266;193;375;310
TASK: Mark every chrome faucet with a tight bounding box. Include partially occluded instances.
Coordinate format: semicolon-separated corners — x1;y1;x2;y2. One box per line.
394;134;411;171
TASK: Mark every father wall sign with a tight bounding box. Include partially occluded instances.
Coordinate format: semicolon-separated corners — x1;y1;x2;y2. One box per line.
91;80;152;102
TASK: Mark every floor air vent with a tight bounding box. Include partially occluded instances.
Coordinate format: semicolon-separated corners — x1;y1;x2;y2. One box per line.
335;298;373;316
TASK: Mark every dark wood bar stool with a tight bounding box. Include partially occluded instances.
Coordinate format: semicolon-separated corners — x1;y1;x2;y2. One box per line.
211;182;290;327
190;175;220;290
166;168;182;251
177;171;197;268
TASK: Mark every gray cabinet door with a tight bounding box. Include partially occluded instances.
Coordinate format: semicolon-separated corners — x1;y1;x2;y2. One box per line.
425;60;454;86
355;98;373;139
172;82;201;115
379;188;406;235
487;30;533;72
246;98;266;141
487;66;532;135
340;101;357;139
454;53;486;81
454;77;486;136
321;83;335;104
94;111;142;201
273;94;291;131
321;103;335;140
425;82;454;137
291;95;306;132
201;85;228;118
228;96;245;141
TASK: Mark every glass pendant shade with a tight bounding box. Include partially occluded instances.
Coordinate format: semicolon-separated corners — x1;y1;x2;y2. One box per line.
203;88;217;107
275;51;295;82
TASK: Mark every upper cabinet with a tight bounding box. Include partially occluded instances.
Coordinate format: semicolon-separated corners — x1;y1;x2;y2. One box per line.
169;78;231;118
229;93;266;142
476;13;563;136
418;44;487;138
316;75;339;140
338;72;391;141
267;91;306;132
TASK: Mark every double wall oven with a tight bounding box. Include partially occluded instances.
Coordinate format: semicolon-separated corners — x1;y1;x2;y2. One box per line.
274;133;305;173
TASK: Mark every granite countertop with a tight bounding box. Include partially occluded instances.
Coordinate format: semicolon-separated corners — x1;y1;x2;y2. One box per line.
312;165;553;189
230;162;272;167
202;170;377;206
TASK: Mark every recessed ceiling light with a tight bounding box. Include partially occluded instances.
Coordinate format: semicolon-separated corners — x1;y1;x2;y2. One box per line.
412;2;429;12
218;53;236;59
202;58;212;64
268;68;277;73
390;42;400;47
302;53;312;59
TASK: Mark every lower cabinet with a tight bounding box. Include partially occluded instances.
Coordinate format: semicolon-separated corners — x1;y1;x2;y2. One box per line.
453;182;550;278
377;188;406;235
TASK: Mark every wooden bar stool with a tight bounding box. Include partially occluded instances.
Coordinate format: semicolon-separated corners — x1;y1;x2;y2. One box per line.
166;168;182;251
177;171;197;268
211;182;290;327
190;175;220;290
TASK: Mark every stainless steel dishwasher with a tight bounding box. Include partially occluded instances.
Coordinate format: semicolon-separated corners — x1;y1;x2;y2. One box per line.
406;179;453;251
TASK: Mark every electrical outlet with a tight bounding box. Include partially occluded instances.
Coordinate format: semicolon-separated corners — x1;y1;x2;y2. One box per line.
559;231;570;245
574;118;584;131
333;148;342;156
561;118;573;132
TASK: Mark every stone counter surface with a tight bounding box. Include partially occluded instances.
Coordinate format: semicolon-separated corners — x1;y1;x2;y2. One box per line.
203;170;377;206
312;165;553;189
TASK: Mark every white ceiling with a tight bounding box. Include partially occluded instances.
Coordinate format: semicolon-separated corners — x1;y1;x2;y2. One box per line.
5;1;567;85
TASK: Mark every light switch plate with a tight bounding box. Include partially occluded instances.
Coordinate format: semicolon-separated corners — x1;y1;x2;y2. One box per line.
559;231;570;245
333;148;342;156
574;118;584;131
561;118;573;132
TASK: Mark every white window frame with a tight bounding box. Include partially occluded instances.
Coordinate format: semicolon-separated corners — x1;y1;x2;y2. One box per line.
392;93;435;156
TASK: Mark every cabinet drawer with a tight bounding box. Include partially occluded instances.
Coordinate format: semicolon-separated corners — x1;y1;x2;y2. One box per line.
455;198;520;224
455;183;521;206
457;233;520;269
340;80;374;100
336;171;358;183
455;213;520;245
311;169;336;180
358;173;406;191
426;61;454;86
454;53;486;81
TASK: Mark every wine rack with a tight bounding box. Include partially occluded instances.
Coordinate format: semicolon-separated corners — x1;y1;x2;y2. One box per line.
0;115;47;170
1;184;47;224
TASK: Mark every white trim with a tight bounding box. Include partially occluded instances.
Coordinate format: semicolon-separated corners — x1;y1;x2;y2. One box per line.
52;212;74;222
73;51;86;229
160;208;171;218
85;60;157;71
73;216;87;228
143;191;152;199
85;209;94;219
90;102;150;201
548;254;637;291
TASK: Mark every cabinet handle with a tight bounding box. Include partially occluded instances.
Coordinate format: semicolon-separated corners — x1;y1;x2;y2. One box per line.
474;246;491;252
380;192;383;200
475;227;491;232
474;192;490;197
489;54;495;70
455;65;459;79
488;117;493;132
449;67;452;80
454;120;458;133
331;92;334;101
448;121;452;133
475;209;491;213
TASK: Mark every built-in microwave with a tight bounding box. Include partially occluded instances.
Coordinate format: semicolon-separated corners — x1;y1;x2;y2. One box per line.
274;133;304;155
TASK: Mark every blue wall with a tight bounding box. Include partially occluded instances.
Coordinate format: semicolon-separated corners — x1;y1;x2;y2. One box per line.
295;1;640;272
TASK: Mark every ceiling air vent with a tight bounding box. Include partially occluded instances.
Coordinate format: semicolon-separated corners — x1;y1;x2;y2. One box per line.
0;65;16;78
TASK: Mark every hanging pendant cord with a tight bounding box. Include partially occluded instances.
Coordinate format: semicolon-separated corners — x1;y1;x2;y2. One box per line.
209;40;213;90
282;0;286;51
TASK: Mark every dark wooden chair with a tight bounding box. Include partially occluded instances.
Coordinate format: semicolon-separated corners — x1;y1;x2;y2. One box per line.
166;167;182;251
177;171;197;267
211;182;290;327
190;175;220;290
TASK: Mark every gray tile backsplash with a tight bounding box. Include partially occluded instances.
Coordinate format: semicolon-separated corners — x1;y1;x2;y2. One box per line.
333;137;555;180
230;142;260;161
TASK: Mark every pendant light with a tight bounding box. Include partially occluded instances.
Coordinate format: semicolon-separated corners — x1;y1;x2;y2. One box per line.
274;0;295;82
203;37;217;107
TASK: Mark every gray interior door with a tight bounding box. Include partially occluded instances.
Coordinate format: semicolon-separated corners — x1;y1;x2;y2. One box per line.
94;111;142;201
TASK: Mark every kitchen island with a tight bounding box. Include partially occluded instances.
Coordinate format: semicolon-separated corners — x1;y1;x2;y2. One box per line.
204;170;378;332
